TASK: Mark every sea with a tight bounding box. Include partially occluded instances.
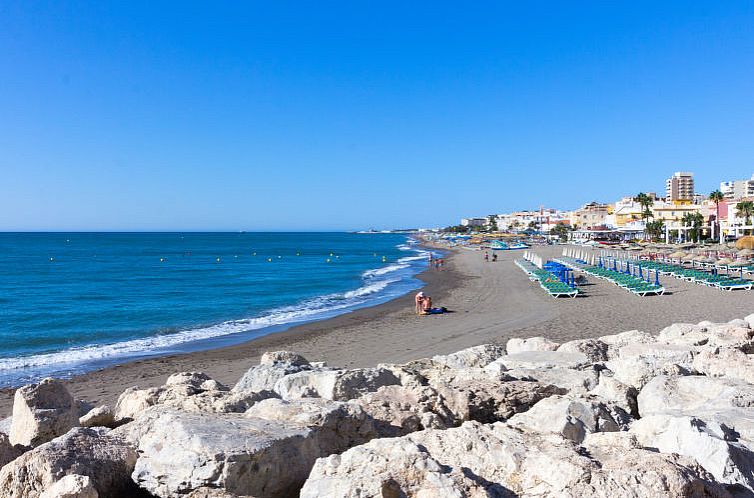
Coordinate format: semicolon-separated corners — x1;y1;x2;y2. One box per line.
0;232;432;387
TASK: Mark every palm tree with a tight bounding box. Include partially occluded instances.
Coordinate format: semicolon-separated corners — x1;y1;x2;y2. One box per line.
709;190;724;241
736;201;754;235
634;192;654;239
682;212;704;242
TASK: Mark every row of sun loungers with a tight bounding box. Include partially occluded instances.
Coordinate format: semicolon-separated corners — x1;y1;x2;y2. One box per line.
554;257;665;297
515;259;579;298
635;260;753;291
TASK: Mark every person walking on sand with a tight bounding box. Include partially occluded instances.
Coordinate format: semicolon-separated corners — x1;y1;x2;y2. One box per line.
484;252;489;262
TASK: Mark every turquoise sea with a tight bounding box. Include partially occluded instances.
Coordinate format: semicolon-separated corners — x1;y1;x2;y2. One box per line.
0;232;430;387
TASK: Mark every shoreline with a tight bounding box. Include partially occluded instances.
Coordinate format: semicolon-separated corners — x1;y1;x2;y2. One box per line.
5;243;754;416
0;242;456;416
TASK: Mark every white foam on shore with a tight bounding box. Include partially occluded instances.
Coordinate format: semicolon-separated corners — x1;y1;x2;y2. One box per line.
0;240;430;377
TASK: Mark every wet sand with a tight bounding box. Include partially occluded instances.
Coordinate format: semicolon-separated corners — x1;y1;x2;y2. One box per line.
2;244;754;416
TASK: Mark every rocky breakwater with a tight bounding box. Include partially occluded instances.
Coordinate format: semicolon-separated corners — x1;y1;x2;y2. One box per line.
2;319;754;496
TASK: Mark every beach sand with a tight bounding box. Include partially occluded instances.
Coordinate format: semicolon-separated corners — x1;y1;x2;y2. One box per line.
2;244;753;416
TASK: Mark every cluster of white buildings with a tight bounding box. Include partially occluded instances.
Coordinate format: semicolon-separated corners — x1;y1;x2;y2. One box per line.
460;171;754;241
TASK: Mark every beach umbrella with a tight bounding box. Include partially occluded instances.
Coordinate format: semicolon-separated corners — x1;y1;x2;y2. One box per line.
655;270;661;287
670;251;687;259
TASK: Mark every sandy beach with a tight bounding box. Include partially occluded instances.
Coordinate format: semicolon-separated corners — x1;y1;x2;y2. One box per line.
2;243;754;417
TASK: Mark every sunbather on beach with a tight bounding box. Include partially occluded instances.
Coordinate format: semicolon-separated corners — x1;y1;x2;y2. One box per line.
415;291;426;314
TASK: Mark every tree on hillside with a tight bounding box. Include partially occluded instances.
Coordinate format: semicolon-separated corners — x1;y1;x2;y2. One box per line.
709;190;724;240
736;201;754;235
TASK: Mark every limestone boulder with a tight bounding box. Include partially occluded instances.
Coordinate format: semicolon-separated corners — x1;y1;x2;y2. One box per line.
0;433;28;468
637;375;754;449
114;378;276;421
485;350;590;372
631;414;754;492
260;350;310;367
506;336;559;354
606;342;696;389
598;329;656;359
233;352;312;393
79;405;115;428
164;371;228;392
273;367;400;401
430;343;506;369
692;347;754;384
502;365;601;393
588;374;639;417
301;421;727;498
0;416;12;435
10;378;78;447
434;379;565;425
557;338;609;362
0;427;139;498
39;474;98;498
507;395;631;443
354;384;455;437
119;402;376;498
659;322;754;352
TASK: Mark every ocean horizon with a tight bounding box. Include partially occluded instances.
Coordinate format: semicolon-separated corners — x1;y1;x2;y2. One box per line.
0;232;431;387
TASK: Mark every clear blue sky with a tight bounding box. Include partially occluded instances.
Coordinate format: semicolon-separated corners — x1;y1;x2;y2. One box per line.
2;2;754;231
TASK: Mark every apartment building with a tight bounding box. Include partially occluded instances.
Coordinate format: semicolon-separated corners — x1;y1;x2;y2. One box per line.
665;172;694;201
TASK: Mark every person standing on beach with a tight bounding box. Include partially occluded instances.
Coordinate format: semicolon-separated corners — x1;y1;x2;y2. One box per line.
484;252;489;262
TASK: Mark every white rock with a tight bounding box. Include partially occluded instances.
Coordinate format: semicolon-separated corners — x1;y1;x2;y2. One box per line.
430;343;506;369
301;421;726;498
507;395;631;443
113;387;162;422
10;378;78;447
506;336;560;354
485;351;590;372
693;347;754;384
353;384;455;437
164;371;228;392
273;367;400;401
606;342;696;389
588;374;638;417
557;338;609;362
0;427;138;498
637;375;754;449
233;360;312;392
631;414;754;492
0;433;27;468
598;329;655;359
39;474;98;498
0;416;11;435
79;405;115;428
259;350;310;367
503;366;600;393
119;403;375;497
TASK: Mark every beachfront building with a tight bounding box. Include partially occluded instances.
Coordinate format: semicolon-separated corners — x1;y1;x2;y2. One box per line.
720;175;754;200
494;208;565;232
612;197;646;228
665;172;694;201
460;217;487;227
569;202;611;229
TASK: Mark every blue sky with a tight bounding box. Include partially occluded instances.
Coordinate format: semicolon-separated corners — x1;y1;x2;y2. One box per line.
2;2;754;230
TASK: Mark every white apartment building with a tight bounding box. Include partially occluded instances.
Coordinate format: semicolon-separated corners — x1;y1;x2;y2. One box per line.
460;217;487;227
720;175;754;200
666;172;694;201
